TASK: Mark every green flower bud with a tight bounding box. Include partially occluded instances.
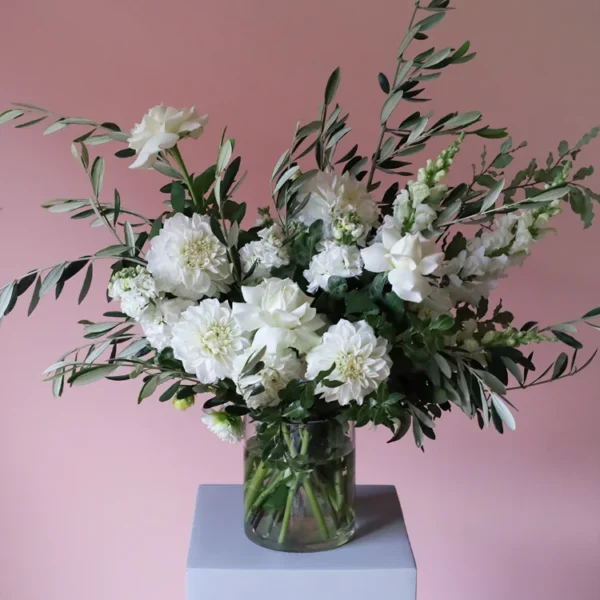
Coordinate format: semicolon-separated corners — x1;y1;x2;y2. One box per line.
173;396;195;411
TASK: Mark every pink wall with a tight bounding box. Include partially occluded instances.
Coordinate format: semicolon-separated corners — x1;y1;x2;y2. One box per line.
1;0;599;598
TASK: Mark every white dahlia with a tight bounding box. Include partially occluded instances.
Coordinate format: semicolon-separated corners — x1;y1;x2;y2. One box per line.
296;171;378;243
232;347;304;409
232;277;325;353
138;297;194;351
306;319;391;406
146;213;232;300
108;266;158;319
171;299;248;384
127;105;208;169
239;224;289;284
361;221;444;303
202;410;243;444
303;241;363;293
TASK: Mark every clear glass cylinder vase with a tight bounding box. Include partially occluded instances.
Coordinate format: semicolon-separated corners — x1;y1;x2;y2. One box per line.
243;418;356;552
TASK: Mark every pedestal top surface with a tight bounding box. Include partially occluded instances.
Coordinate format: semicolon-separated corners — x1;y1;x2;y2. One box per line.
187;484;416;571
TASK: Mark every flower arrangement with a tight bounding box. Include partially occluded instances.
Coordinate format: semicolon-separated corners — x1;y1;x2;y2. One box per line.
1;0;599;551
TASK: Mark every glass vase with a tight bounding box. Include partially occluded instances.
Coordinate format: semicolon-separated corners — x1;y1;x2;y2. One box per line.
243;418;356;552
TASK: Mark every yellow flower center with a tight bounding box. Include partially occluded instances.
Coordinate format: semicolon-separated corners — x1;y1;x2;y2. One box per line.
335;351;364;382
182;235;215;268
200;323;233;356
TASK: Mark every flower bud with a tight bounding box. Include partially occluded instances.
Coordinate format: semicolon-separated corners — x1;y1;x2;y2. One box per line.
173;396;195;411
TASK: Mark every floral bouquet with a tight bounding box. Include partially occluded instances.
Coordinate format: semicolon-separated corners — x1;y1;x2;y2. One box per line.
1;0;599;553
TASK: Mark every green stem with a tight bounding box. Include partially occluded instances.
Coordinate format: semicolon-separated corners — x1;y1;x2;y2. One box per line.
335;469;344;511
246;471;286;520
169;145;202;210
244;461;266;516
278;483;297;545
303;478;330;540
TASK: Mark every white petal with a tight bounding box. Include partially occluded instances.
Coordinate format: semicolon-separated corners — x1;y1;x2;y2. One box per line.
361;243;389;273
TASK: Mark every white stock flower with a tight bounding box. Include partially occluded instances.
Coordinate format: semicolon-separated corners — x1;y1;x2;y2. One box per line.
202;410;243;444
108;266;158;319
232;277;325;353
296;171;378;242
393;182;437;234
408;181;430;204
171;299;248;384
146;213;231;300
233;347;304;409
239;225;289;284
306;319;391;406
361;221;444;303
127;105;208;169
139;297;194;351
303;241;363;293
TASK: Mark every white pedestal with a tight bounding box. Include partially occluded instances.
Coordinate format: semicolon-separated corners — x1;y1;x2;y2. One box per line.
186;484;417;600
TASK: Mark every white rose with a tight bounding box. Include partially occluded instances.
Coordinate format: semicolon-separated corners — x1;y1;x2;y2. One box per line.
127;105;208;169
361;222;444;303
303;241;363;293
232;277;325;353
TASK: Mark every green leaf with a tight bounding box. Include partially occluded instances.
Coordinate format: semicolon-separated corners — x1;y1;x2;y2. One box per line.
90;157;105;197
569;188;594;228
117;339;149;359
416;11;445;31
397;27;419;57
0;282;15;316
113;190;121;226
324;67;341;105
490;394;516;431
0;109;24;125
43;120;67;135
529;186;569;203
78;264;94;304
327;276;348;298
444;111;482;129
378;72;390;94
94;244;129;257
394;60;414;87
346;291;378;314
473;369;506;395
491;154;514;169
552;330;583;350
170;181;186;212
551;352;569;379
138;374;160;403
422;47;453;68
27;277;42;316
558;140;569;156
479;178;505;213
501;357;523;385
159;382;180;402
433;353;452;379
40;263;66;297
271;149;290;181
573;166;594;181
15;116;47;129
380;91;403;124
217;139;233;173
71;365;117;386
153;161;183;180
274;165;300;195
582;307;600;319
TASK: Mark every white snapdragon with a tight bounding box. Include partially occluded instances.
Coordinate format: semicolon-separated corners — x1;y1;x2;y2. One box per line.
138;297;194;351
303;241;363;293
306;319;391;406
393;181;437;235
202;410;243;443
361;220;444;303
108;266;158;319
232;277;325;353
296;171;378;243
239;224;290;284
146;213;232;301
127;105;208;169
232;347;304;409
171;299;248;384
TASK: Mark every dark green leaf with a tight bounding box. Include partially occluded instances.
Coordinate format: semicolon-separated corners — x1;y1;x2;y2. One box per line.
551;353;569;379
27;277;42;316
78;264;94;305
90;157;105;197
552;330;583;350
324;67;341;105
170;181;186;213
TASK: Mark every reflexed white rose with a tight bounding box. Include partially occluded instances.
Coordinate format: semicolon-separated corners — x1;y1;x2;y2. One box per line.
303;241;363;293
139;297;194;351
239;225;289;284
306;319;391;406
296;171;378;242
146;213;231;301
202;410;243;443
108;266;158;319
171;299;248;384
361;221;444;303
127;105;208;169
232;277;325;353
232;347;304;409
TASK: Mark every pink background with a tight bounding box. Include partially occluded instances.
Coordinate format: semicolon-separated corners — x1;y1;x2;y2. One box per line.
1;0;599;598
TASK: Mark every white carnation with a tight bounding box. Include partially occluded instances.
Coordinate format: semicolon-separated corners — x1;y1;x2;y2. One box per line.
232;277;325;353
202;410;243;444
306;319;391;406
303;241;363;293
361;221;444;303
239;225;289;283
233;347;304;409
296;171;378;242
108;266;158;319
127;105;208;169
139;297;194;351
171;299;248;384
146;213;232;301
